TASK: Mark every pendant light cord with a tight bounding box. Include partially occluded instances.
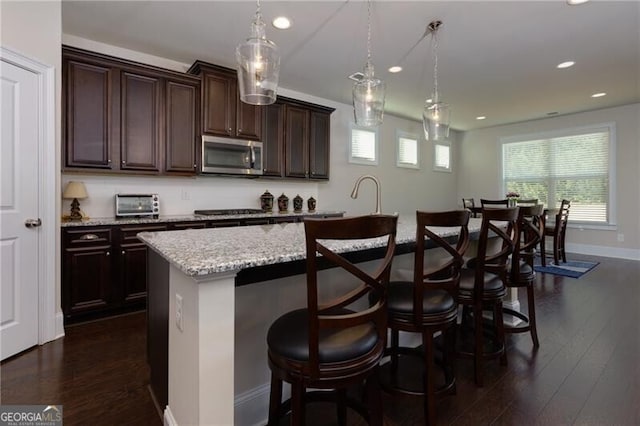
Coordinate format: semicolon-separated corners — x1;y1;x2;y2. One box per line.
366;0;372;66
433;28;439;103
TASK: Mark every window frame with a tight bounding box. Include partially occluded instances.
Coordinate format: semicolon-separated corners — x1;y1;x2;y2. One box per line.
499;122;617;229
348;123;379;166
433;140;452;173
396;130;420;169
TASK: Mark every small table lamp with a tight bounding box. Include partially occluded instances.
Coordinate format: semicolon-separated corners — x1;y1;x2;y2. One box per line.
63;181;88;221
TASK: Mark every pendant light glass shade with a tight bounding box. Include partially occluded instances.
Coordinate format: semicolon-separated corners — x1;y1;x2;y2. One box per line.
423;21;450;141
353;63;386;127
423;100;451;140
352;0;385;127
236;2;280;105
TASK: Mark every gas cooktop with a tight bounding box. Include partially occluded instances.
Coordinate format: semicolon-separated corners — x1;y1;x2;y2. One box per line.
193;208;265;216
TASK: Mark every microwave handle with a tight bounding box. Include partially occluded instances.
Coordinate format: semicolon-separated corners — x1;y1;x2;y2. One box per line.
250;146;256;168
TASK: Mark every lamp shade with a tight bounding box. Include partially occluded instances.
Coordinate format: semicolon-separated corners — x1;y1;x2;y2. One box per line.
236;14;280;105
353;63;385;127
63;181;88;199
423;101;451;141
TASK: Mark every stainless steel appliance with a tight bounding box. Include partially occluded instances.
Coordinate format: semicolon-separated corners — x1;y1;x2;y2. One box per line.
115;194;159;218
201;135;263;175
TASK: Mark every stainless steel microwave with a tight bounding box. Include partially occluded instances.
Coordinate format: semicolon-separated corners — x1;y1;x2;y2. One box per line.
201;135;263;175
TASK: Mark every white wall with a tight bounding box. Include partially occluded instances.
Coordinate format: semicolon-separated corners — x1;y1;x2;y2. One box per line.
458;103;640;259
61;36;459;219
1;1;63;317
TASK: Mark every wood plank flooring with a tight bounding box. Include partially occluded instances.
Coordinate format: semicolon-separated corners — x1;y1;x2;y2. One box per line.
1;254;638;425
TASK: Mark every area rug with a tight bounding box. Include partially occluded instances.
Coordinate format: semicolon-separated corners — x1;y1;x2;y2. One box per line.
534;259;599;278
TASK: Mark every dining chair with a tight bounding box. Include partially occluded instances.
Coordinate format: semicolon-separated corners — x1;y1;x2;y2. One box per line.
266;214;398;426
382;210;471;426
480;198;509;209
504;204;544;347
462;198;478;217
457;207;519;387
540;199;571;266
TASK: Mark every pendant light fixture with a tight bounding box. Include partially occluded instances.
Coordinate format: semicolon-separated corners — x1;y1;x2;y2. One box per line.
423;20;451;141
352;0;385;127
236;0;280;105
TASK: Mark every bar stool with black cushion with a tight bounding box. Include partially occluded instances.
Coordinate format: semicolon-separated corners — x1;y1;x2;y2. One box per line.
504;204;544;347
266;214;398;426
457;207;519;387
540;199;570;266
381;210;471;426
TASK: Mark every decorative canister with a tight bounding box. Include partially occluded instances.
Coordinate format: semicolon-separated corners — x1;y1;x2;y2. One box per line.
293;195;303;213
307;196;316;213
277;193;289;213
260;190;274;212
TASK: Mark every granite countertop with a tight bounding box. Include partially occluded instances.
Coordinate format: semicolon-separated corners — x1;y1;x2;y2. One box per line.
60;210;345;227
138;216;483;278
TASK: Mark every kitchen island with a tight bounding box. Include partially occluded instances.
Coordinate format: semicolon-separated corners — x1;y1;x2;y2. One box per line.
139;216;513;426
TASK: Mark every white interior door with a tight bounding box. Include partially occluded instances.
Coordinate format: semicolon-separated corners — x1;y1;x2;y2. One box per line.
1;58;40;360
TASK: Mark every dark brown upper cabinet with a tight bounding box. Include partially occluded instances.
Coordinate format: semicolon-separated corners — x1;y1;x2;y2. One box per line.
262;97;334;180
62;46;200;176
188;61;262;141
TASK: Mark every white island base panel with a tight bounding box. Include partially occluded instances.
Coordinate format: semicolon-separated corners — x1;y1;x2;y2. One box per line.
161;251;524;426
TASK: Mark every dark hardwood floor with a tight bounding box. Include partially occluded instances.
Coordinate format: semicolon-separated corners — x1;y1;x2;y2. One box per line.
1;254;638;425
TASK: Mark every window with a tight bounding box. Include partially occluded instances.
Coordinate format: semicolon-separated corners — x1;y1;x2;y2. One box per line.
349;125;378;165
501;123;615;226
433;141;451;172
396;131;419;169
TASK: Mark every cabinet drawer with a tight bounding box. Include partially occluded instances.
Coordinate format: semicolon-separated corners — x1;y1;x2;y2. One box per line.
170;221;207;230
63;227;112;246
119;224;168;242
209;220;241;228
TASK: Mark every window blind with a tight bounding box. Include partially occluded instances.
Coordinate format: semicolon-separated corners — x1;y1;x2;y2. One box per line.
435;143;451;170
398;136;418;166
351;128;377;162
502;127;611;224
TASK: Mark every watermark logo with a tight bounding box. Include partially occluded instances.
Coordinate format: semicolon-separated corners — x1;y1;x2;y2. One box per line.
0;405;62;426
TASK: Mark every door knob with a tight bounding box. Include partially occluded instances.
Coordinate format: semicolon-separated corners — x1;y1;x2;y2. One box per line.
24;218;42;228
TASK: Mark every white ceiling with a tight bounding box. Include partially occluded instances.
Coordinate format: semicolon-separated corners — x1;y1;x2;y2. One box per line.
62;1;640;131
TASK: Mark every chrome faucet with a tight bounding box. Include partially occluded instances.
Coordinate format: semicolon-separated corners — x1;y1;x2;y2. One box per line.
350;174;382;215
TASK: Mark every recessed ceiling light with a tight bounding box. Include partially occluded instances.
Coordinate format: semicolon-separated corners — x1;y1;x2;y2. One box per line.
388;66;402;73
476;116;486;120
272;16;291;30
567;0;589;5
557;61;575;69
591;92;606;98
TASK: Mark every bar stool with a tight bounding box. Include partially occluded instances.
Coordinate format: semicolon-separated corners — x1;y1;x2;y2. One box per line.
381;210;471;426
266;214;398;426
504;204;544;347
457;207;519;387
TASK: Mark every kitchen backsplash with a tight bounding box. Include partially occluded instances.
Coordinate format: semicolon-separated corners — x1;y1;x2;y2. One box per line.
61;174;322;218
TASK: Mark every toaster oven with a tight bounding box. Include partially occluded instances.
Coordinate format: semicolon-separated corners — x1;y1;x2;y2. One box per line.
115;194;159;218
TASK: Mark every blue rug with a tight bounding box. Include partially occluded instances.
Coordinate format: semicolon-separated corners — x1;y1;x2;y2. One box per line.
534;260;599;278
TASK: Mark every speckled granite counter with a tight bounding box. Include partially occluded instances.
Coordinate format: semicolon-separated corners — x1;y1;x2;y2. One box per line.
139;216;482;277
61;210;344;227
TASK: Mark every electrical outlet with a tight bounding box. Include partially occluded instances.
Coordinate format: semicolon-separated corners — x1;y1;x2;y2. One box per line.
175;293;184;332
617;233;624;242
181;189;190;201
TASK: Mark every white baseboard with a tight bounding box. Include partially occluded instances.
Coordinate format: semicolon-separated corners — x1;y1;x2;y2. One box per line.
164;405;177;426
567;243;640;261
55;312;65;340
234;382;274;426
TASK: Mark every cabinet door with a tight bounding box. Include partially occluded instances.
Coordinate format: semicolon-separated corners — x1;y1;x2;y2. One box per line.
202;72;235;137
165;80;198;174
120;243;149;304
120;71;162;172
262;102;285;177
284;106;310;178
64;59;113;169
309;111;331;179
63;245;112;316
236;89;263;140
